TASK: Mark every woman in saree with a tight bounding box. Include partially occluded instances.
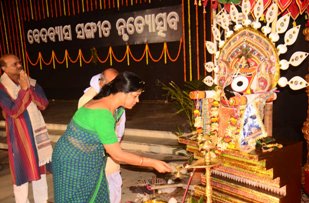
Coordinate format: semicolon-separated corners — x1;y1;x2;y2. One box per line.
52;71;172;202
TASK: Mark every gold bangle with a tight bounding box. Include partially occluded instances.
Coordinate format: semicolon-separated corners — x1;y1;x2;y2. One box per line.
139;157;144;166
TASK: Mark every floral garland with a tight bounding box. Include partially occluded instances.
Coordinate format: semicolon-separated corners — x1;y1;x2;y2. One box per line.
25;40;182;69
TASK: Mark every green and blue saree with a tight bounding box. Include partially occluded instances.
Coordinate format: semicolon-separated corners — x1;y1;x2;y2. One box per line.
52;108;118;203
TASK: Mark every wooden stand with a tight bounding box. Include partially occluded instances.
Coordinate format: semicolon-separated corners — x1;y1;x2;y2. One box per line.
191;142;302;203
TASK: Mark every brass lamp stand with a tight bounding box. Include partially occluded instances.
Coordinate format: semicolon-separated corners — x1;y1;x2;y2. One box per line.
186;136;220;203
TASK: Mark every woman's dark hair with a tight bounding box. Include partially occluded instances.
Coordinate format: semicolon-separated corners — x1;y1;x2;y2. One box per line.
94;71;145;99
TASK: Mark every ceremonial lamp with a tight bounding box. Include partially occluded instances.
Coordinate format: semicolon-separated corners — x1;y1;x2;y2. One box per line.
185;132;219;203
185;90;220;203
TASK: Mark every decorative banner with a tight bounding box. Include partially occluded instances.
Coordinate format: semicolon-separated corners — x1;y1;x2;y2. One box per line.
296;0;309;14
277;0;292;11
288;1;301;20
25;5;182;52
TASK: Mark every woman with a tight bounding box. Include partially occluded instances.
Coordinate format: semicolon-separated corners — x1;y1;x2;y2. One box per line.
52;71;172;203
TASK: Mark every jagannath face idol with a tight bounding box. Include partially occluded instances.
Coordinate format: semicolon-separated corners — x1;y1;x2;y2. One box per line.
202;2;308;152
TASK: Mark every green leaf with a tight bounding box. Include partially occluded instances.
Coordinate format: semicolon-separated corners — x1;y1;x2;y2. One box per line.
198;196;205;203
218;0;241;4
230;0;241;3
159;78;213;131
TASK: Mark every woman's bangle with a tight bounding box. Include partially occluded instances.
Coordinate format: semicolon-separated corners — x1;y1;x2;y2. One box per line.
139;157;144;166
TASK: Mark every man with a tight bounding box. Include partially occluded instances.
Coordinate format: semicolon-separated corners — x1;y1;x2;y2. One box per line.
0;54;52;203
78;68;125;203
78;68;119;108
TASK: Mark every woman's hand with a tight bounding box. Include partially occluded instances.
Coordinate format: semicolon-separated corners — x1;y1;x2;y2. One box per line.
152;159;172;173
104;143;172;173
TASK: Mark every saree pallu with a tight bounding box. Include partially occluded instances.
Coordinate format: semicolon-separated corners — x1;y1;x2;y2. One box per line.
52;120;109;203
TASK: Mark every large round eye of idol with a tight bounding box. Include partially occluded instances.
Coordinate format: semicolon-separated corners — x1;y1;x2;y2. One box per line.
231;75;249;93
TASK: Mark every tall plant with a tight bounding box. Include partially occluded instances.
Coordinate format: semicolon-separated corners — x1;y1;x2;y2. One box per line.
160;79;209;131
